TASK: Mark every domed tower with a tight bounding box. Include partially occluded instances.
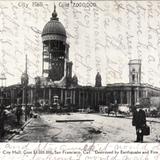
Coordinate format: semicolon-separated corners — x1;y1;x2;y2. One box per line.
41;5;71;83
129;59;141;84
95;72;102;87
72;74;78;86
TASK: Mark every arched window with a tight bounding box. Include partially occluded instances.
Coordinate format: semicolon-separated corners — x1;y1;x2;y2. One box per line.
132;68;136;83
132;74;135;82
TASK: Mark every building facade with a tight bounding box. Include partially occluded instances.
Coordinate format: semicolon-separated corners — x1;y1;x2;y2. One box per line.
1;7;160;111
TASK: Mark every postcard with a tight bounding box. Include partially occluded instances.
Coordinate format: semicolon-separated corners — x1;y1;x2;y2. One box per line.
0;0;160;159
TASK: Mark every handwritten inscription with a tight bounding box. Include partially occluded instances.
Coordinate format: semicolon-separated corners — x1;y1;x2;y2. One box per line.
0;1;160;87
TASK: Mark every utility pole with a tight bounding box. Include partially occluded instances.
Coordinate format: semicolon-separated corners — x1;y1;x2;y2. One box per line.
0;72;6;105
21;55;28;121
0;73;6;138
25;55;28;121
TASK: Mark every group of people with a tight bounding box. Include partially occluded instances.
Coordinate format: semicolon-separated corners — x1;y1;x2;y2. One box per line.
0;103;33;138
132;106;147;143
0;103;23;138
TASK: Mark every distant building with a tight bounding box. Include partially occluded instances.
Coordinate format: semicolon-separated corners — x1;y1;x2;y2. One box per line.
1;6;160;111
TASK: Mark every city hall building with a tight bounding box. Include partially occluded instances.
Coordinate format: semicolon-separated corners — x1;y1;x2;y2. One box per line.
1;6;160;111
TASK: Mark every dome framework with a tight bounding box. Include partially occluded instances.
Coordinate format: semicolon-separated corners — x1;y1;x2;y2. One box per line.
42;5;66;42
41;5;71;83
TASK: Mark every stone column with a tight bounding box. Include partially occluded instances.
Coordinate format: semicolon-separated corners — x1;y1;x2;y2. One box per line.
78;91;81;108
102;91;104;104
86;92;88;107
94;92;97;107
49;87;52;106
137;88;140;104
113;91;115;103
120;91;123;104
142;90;145;98
91;92;93;106
97;89;100;104
143;90;146;98
145;90;148;98
60;89;63;104
73;90;75;105
134;89;137;104
127;90;131;105
31;89;33;104
70;90;72;104
65;90;67;105
82;90;85;109
22;88;25;105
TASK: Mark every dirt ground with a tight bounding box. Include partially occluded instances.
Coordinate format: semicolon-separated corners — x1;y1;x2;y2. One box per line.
11;113;160;143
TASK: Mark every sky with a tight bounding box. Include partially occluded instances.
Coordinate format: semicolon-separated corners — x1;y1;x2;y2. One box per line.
0;1;160;87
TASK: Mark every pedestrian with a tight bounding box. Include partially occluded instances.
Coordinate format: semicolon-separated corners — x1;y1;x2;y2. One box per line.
16;104;22;125
132;105;146;142
114;100;118;116
27;105;31;118
108;103;112;116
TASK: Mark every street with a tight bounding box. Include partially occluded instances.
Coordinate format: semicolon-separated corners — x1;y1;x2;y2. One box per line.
11;113;160;142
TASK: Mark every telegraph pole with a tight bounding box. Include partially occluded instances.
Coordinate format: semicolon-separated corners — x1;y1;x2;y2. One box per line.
0;73;6;105
21;55;28;121
0;73;6;138
25;55;28;121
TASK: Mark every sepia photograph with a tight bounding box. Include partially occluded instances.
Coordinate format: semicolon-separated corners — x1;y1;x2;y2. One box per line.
0;0;160;144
